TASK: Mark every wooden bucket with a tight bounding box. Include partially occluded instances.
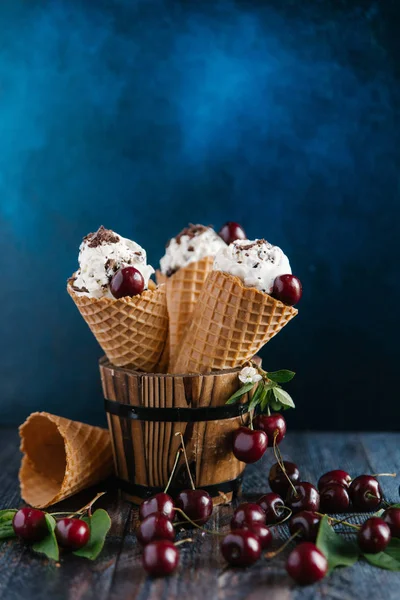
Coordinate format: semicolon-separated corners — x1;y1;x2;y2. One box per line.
99;357;254;505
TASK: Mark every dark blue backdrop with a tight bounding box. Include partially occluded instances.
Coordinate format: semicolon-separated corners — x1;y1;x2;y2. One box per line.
1;0;399;430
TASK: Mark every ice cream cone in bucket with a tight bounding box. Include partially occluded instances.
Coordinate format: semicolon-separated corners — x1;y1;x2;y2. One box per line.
171;270;297;374
68;225;168;371
19;412;114;509
100;358;253;505
68;283;168;371
164;256;214;365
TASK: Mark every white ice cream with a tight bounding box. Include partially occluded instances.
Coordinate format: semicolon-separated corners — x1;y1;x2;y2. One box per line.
213;238;291;293
72;226;155;298
160;224;227;275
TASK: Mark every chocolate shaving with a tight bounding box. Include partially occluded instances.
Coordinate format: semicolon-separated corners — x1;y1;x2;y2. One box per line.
83;225;120;248
68;276;89;294
105;258;118;273
175;223;209;245
166;267;178;277
237;239;267;252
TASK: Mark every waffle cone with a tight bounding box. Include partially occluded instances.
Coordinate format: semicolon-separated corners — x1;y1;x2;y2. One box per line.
165;256;214;365
171;270;298;374
67;282;168;371
19;412;114;508
155;270;167;285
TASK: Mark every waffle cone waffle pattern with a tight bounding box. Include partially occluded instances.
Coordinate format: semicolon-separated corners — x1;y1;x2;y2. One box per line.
171;270;298;374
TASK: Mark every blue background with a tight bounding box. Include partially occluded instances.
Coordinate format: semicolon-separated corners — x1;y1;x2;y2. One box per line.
0;0;399;430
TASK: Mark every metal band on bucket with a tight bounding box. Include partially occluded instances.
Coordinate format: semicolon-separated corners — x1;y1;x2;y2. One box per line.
104;398;249;422
115;476;243;499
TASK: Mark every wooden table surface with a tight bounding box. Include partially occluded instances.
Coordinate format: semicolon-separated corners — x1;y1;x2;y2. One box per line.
1;429;399;599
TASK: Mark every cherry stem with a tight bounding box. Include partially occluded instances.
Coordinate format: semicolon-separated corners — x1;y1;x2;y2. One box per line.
267;405;271;417
370;473;396;478
164;447;183;494
174;538;193;547
265;530;300;559
315;512;360;530
273;432;299;497
272;507;293;526
366;493;380;501
51;491;106;519
175;431;196;491
174;507;224;536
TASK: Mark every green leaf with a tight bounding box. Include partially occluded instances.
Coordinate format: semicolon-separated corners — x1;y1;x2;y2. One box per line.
0;510;17;539
248;383;264;412
269;396;282;411
363;538;400;571
73;509;111;560
32;514;59;561
259;386;270;412
316;515;359;572
267;370;295;383
272;387;295;409
225;382;255;404
0;509;17;523
0;524;16;539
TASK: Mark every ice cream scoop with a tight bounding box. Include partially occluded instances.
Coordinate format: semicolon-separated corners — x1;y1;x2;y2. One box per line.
213;239;291;294
159;224;227;276
70;226;155;299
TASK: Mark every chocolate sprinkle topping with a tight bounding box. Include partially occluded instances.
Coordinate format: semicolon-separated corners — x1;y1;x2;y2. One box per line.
68;276;89;294
237;239;267;252
174;223;209;245
83;225;120;248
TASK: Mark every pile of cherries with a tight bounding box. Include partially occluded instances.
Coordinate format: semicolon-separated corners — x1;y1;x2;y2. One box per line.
12;508;90;550
137;488;213;576
220;461;400;585
135;419;399;585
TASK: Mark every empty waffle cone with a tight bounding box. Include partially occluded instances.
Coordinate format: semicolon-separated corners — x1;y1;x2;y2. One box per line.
165;256;214;366
171;270;298;374
19;412;114;508
67;282;168;371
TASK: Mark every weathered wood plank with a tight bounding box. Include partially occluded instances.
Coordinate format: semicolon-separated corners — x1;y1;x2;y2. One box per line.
0;431;400;600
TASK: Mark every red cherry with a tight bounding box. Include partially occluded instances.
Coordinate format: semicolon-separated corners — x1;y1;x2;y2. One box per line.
245;524;273;550
268;461;300;496
231;503;266;529
232;427;268;463
318;469;351;491
137;513;175;547
142;540;179;576
55;518;90;550
320;483;350;513
218;222;246;245
221;530;261;566
357;517;391;554
288;511;322;542
286;542;328;585
272;275;302;306
349;476;382;511
382;508;400;537
139;493;175;521
257;492;286;524
253;414;287;446
12;508;48;543
175;489;213;526
286;482;320;513
110;266;145;298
